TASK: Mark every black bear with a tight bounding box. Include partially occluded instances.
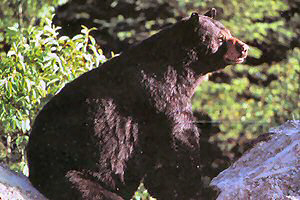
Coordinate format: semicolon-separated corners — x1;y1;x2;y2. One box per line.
27;8;248;200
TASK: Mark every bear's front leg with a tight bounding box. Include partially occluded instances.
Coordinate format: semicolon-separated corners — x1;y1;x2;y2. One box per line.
144;122;202;200
144;150;202;199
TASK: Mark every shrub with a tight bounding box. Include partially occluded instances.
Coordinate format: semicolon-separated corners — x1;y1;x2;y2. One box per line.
0;17;106;173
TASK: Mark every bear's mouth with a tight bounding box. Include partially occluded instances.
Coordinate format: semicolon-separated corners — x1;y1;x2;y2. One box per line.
224;55;247;64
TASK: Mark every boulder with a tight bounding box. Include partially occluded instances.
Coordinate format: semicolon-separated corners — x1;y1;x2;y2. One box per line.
210;120;300;200
0;164;46;200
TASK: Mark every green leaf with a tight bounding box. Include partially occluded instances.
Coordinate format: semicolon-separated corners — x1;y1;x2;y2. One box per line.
72;34;84;41
59;36;70;42
7;50;16;57
7;23;19;32
6;81;12;98
76;42;84;51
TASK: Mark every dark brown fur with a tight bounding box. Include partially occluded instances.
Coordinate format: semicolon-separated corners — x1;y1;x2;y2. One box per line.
27;10;248;200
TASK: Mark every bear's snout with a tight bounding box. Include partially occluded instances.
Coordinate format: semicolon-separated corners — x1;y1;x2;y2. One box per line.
223;37;249;64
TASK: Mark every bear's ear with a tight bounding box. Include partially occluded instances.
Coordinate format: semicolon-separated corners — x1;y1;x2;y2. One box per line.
204;8;217;19
190;12;199;23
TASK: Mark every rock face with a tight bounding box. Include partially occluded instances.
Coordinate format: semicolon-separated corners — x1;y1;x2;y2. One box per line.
210;120;300;200
0;164;46;200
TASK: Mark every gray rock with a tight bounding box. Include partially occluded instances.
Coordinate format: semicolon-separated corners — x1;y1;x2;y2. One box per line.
0;164;47;200
210;120;300;200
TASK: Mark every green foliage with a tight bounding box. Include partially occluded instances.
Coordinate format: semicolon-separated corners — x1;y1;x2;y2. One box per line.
193;48;300;142
0;0;67;57
0;17;106;172
133;183;155;200
0;0;66;26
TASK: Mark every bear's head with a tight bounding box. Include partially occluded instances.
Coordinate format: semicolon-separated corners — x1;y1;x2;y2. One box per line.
187;8;249;73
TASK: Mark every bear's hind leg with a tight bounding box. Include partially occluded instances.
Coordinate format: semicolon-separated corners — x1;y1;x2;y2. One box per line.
66;170;125;200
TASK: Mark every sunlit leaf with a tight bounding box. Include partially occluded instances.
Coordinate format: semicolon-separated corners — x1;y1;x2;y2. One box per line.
7;50;16;57
72;34;84;41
